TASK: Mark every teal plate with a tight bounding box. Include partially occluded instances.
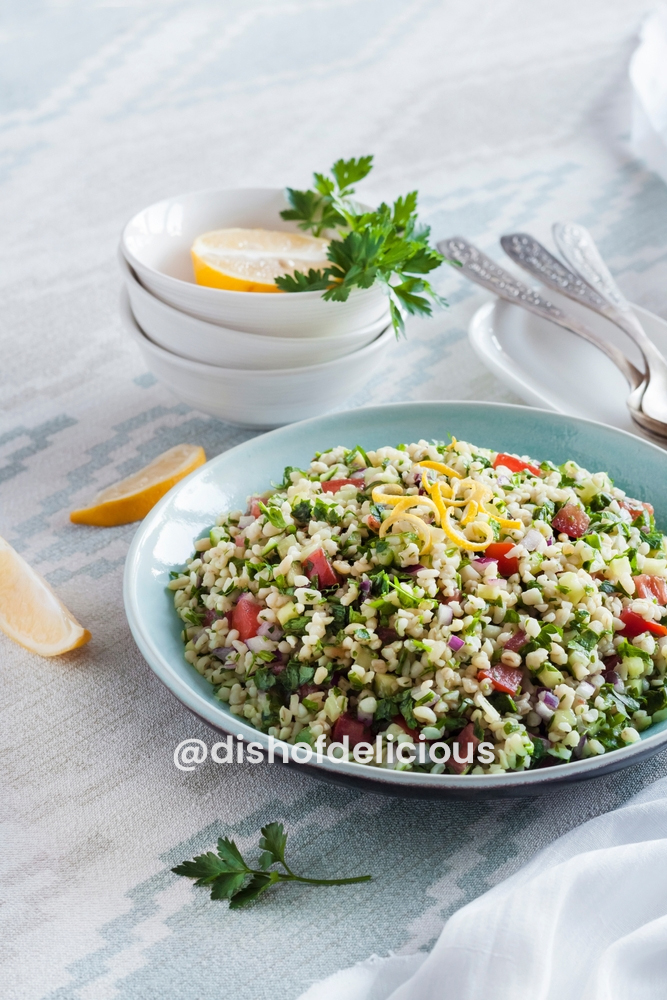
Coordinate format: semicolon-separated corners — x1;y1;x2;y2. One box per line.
124;401;667;799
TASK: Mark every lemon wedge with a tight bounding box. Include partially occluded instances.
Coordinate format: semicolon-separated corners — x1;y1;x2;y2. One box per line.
0;536;91;656
70;444;206;526
191;228;330;292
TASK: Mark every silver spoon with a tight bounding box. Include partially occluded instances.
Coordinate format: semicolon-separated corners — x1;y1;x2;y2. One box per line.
438;236;662;435
499;232;662;437
552;222;667;428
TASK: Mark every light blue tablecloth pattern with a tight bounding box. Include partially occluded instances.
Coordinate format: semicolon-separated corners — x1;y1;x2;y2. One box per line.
3;3;667;998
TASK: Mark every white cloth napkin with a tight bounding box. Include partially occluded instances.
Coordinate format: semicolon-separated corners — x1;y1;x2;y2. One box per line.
631;5;667;184
298;775;667;1000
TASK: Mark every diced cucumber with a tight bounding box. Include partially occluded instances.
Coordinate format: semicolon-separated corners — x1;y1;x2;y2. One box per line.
537;664;564;688
558;572;584;605
623;655;647;679
276;601;298;626
374;673;399;698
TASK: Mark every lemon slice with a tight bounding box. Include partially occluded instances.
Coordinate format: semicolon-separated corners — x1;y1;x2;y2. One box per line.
0;536;91;656
70;444;206;526
191;228;330;292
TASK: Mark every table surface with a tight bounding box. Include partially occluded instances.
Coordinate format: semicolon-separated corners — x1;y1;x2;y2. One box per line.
3;3;667;999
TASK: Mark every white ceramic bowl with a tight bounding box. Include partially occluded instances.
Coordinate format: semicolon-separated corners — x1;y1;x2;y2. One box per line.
120;260;390;369
120;291;393;428
120;187;388;336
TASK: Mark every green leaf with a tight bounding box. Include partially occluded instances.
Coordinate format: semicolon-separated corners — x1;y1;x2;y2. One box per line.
292;499;313;523
567;628;600;655
330;155;374;194
172;851;232;884
259;821;288;865
399;690;419;730
259;502;286;531
278;660;316;693
391;191;418;230
617;639;652;663
640;529;664;550
216;837;249;872
209;872;248;900
182;608;205;626
253;666;277;691
275;268;332;293
228;872;278;909
282;616;311;636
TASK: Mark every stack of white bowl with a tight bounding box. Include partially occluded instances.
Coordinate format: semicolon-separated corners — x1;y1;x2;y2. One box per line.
119;188;393;429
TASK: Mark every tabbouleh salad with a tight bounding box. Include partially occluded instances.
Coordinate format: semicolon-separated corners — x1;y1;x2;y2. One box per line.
168;437;667;775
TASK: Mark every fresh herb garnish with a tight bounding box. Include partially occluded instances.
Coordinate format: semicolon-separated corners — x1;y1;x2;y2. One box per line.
276;156;448;336
173;822;371;907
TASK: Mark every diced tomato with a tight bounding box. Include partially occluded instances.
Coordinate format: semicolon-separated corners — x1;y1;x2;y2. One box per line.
230;594;261;641
391;714;419;741
493;453;541;477
634;575;667;605
449;722;481;774
619;499;654;520
477;664;522;694
619;609;667;638
249;499;262;518
485;540;519;577
503;630;528;652
321;479;359;493
367;515;381;532
332;713;371;748
303;548;339;588
551;503;590;538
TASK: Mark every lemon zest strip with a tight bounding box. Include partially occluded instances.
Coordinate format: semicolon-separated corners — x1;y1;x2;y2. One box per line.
442;507;494;551
417;460;462;480
379;511;433;554
371;485;405;505
482;502;522;530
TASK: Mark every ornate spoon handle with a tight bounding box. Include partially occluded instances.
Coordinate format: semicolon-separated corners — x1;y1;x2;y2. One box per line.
439;237;643;391
552;222;667;426
439;236;667;440
500;232;646;374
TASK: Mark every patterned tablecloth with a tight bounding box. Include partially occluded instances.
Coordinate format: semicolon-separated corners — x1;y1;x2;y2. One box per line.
3;3;667;998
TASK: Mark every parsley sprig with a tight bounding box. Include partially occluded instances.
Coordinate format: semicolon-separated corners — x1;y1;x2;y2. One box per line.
172;822;371;907
276;156;449;336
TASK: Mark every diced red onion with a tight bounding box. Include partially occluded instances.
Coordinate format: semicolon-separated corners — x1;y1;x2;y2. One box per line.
257;621;283;640
472;557;497;568
546;536;553;546
448;634;465;651
210;647;234;662
357;709;374;725
496;474;510;486
404;564;426;575
572;734;587;760
438;604;454;626
350;469;366;480
535;701;555;721
522;529;544;551
359;576;372;596
575;681;595;700
605;669;624;691
246;635;275;653
539;689;560;710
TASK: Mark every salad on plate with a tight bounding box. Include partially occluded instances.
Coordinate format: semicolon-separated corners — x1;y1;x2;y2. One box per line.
167;436;667;775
